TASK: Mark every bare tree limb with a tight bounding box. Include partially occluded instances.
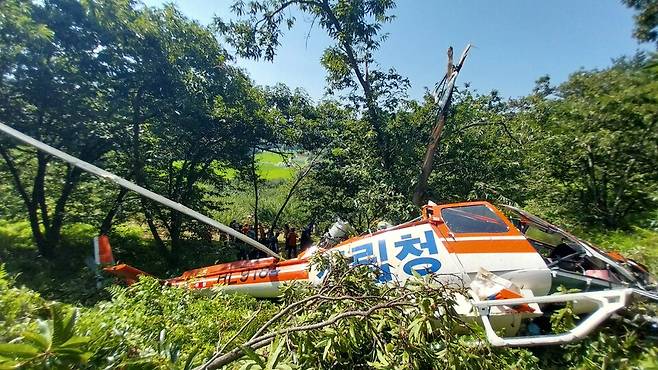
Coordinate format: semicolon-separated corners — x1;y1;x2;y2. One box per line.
253;0;323;31
200;299;413;369
271;147;327;230
0;144;32;206
218;308;262;355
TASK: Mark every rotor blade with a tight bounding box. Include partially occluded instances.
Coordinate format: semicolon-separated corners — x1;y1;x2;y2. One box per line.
436;44;472;111
0;122;283;259
455;43;472;70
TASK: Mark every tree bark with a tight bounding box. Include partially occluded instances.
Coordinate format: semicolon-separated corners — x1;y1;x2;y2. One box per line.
130;113;172;263
43;165;81;251
99;187;129;235
0;145;53;257
319;0;391;171
33;151;50;233
412;45;470;207
169;212;183;261
168;157;211;259
251;148;259;235
412;113;448;207
142;200;171;261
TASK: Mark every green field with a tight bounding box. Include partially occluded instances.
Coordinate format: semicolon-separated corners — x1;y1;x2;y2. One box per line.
256;151;305;181
218;151;305;182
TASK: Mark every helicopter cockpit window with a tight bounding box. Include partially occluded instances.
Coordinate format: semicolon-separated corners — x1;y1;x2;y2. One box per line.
441;205;509;234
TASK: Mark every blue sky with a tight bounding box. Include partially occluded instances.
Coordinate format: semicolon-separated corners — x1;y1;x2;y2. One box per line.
142;0;648;101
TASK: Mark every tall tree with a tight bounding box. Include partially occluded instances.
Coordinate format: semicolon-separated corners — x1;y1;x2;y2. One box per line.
129;6;271;262
216;0;408;171
0;0;122;257
524;54;658;228
622;0;658;46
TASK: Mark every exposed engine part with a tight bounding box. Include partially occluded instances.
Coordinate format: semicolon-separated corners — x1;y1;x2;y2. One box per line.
319;220;353;249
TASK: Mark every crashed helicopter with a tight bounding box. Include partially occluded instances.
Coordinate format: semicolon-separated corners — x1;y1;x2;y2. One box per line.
105;201;658;347
1;121;657;348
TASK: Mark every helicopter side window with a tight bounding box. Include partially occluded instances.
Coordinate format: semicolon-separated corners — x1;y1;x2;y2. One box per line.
441;205;509;234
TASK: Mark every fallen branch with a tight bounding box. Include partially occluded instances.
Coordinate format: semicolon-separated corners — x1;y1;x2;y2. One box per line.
199;299;413;369
218;308;261;354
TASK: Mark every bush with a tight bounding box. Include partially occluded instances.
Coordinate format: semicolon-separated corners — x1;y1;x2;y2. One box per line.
0;265;46;342
0;266;277;369
77;277;277;368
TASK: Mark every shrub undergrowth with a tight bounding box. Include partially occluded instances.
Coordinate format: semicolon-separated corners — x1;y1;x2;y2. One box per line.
1;223;658;369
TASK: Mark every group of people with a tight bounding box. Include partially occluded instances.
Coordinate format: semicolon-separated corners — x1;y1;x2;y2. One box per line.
228;220;314;260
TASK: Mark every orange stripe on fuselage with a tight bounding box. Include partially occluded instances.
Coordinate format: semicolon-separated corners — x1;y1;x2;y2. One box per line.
428;223;536;254
443;239;536;254
178;257;307;280
169;257;309;287
171;267;309;289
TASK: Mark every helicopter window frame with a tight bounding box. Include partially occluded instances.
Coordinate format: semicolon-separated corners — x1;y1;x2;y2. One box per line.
441;205;510;234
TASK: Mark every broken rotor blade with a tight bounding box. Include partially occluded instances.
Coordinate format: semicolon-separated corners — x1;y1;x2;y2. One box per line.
0;122;283;259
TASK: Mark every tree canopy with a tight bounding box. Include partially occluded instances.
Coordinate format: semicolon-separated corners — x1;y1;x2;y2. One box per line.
622;0;658;46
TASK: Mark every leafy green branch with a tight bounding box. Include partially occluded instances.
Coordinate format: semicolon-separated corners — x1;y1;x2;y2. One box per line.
0;304;91;369
197;254;492;369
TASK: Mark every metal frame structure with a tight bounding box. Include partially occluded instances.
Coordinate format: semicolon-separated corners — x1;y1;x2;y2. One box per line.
474;288;632;346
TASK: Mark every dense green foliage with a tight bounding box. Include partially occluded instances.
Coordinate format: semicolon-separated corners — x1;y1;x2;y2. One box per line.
1;0;658;368
622;0;658;45
0;264;278;369
522;57;658;228
1;246;658;369
0;0;322;264
2;0;657;256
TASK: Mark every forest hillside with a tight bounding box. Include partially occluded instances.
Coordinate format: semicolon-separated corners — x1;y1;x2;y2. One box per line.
1;0;657;369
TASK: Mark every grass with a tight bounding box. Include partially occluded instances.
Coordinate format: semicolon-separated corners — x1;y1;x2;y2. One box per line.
586;227;658;273
0;220;245;305
0;220;103;305
213;182;308;228
210;151;310;227
215;151;305;182
256;152;307;181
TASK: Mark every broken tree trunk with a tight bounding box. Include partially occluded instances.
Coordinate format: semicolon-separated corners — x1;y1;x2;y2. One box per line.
251;147;260;236
412;44;471;207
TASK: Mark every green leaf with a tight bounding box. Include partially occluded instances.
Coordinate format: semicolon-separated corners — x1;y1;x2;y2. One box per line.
51;305;77;345
266;337;285;369
37;320;51;344
0;360;21;370
239;360;262;370
78;352;92;364
59;336;90;349
322;338;333;361
51;347;83;355
182;348;199;370
21;332;50;351
241;345;266;368
348;324;357;342
0;344;38;359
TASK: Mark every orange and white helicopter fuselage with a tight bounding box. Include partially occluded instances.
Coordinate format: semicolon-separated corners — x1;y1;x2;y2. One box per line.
104;201;657;346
